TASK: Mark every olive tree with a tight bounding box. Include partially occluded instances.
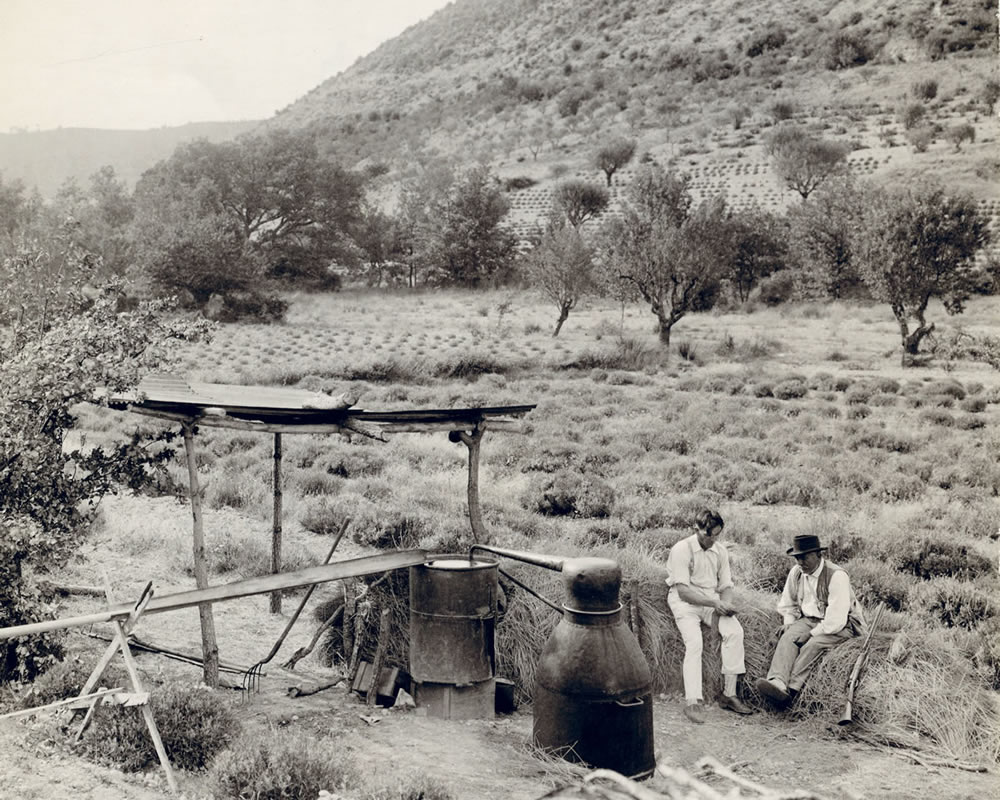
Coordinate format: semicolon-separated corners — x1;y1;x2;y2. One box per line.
525;224;595;336
552;179;610;228
598;166;732;347
851;182;989;365
766;125;850;200
593;137;637;187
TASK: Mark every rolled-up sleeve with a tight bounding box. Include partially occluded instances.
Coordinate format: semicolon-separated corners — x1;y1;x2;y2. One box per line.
811;570;851;635
665;540;690;587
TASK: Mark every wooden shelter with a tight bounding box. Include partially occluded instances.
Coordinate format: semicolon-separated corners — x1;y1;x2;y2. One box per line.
107;373;535;687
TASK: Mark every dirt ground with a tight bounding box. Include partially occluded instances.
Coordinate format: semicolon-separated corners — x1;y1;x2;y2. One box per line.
0;495;996;800
1;600;996;800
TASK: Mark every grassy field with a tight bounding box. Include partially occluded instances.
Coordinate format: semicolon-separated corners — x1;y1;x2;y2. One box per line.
80;287;1000;767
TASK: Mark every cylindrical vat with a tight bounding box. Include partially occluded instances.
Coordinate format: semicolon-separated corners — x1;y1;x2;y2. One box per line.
409;555;498;684
533;559;655;779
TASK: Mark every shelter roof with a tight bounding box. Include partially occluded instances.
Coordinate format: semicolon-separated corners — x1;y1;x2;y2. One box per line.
107;373;534;436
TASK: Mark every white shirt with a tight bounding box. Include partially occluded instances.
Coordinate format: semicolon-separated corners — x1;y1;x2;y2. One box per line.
665;534;733;596
776;558;851;636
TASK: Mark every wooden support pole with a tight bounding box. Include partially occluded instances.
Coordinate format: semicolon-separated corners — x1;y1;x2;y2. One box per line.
367;608;391;708
270;432;283;614
182;422;220;688
455;425;487;541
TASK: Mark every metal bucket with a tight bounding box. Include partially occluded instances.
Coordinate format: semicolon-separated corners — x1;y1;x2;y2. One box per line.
409;554;498;684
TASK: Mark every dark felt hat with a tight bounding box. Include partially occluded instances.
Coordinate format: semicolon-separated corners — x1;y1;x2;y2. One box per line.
786;534;827;556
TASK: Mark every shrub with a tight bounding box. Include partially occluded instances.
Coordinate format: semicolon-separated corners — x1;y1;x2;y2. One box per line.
844;384;873;404
527;470;616;518
900;539;994;582
503;176;536;191
871;473;925;502
82;683;239;772
899;102;926;130
746;26;787;58
751;470;825;506
906;126;934;153
756;271;796;305
959;396;987;413
911;79;938;100
847;558;911;612
917;578;997;631
211;730;356;800
826;32;874;70
17;657;120;709
772;379;807;400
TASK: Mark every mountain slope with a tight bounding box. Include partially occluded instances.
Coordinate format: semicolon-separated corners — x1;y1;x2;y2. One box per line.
0;121;261;197
273;0;997;223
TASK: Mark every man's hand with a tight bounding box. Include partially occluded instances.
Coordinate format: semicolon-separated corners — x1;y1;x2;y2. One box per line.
715;598;738;617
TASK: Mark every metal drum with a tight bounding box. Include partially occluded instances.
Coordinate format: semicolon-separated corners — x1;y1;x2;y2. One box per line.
532;558;655;779
409;554;498;719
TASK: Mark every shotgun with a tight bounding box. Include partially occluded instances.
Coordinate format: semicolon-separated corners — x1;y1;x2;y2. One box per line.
839;601;886;726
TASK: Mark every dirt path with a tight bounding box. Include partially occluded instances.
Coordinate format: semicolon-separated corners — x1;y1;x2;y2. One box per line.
3;674;996;800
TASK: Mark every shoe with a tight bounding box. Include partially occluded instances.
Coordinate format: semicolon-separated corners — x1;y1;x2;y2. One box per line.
683;703;706;724
719;694;753;715
755;678;791;708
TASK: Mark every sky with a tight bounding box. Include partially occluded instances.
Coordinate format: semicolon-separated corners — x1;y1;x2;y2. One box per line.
0;0;452;132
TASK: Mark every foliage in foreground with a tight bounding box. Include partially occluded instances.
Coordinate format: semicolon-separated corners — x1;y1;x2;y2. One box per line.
210;729;455;800
0;247;210;681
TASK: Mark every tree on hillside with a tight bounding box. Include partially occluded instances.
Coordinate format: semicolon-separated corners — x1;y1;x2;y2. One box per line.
785;177;866;299
552;179;610;228
598;166;732;347
765;125;849;200
525;223;595;336
725;208;788;302
593;137;637;187
422;165;517;287
0;245;209;681
851;182;989;365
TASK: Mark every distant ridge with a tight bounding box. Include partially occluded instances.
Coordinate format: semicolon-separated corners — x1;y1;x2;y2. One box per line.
0;120;262;197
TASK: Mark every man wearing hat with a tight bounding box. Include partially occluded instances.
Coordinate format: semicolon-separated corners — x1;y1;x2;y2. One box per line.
756;534;866;707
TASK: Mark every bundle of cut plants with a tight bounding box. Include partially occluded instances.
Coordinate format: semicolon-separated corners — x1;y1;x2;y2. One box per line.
810;622;1000;769
536;758;833;800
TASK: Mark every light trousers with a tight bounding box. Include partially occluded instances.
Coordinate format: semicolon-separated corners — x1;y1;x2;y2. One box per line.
766;616;855;692
668;590;746;702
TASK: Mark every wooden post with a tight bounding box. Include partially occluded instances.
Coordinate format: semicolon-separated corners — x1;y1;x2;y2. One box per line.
456;425;487;541
270;432;283;614
182;422;220;688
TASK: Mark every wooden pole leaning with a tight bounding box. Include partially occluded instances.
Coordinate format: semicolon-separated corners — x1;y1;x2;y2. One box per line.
182;421;220;688
271;432;283;614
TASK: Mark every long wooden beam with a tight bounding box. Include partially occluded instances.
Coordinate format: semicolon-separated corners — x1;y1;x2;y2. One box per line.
0;550;428;640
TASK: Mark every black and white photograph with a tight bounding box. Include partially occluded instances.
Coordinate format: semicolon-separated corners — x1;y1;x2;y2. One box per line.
1;1;998;798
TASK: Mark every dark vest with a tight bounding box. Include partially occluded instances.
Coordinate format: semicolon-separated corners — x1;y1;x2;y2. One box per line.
789;560;866;634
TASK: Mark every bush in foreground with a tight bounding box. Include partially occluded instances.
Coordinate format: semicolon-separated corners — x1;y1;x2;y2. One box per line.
212;730;356;800
81;683;239;772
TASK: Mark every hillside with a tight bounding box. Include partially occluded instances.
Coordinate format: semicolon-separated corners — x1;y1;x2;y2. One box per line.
275;0;999;246
0;120;261;197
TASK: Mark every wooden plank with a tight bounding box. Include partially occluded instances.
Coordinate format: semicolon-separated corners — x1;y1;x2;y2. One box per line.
0;550;429;640
0;688;123;720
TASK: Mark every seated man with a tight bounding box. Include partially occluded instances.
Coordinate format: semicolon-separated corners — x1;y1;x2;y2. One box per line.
756;534;866;708
666;508;752;723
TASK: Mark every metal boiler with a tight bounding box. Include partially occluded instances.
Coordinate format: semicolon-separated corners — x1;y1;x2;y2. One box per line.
472;545;655;780
409;554;498;719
